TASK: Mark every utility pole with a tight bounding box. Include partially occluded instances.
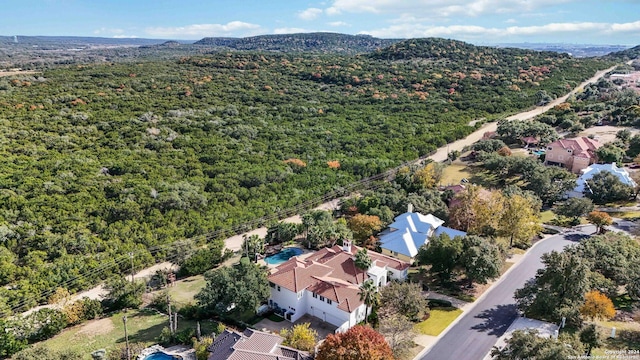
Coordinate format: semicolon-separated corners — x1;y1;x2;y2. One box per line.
167;293;173;335
123;315;131;360
129;252;135;283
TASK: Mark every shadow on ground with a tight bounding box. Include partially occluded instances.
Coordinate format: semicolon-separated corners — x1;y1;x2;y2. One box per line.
471;304;518;336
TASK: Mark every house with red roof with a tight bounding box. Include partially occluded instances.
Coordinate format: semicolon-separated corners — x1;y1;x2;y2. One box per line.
267;241;409;333
544;136;602;174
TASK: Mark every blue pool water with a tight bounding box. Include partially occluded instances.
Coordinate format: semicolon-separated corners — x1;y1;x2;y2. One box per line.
533;150;546;156
143;352;182;360
265;247;304;265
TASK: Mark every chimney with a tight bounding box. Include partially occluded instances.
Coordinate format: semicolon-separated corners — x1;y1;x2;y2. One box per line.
407;203;414;213
342;240;352;252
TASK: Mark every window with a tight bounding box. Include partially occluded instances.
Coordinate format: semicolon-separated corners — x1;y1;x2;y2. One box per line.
567;149;572;153
327;299;332;305
269;282;275;288
392;251;398;256
547;146;553;150
320;296;325;301
277;285;281;292
297;291;303;299
312;293;318;298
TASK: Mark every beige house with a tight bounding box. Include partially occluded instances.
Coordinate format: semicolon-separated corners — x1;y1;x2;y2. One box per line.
544;137;602;174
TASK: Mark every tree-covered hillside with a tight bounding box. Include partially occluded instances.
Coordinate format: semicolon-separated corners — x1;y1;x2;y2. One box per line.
193;32;400;54
0;39;614;313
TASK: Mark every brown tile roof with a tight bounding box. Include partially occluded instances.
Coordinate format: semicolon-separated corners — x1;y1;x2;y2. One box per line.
268;245;409;313
208;329;312;360
548;137;602;156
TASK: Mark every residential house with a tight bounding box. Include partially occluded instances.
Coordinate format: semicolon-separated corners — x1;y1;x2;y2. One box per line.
568;162;637;198
379;209;466;263
544;137;602;174
207;328;312;360
267;241;409;333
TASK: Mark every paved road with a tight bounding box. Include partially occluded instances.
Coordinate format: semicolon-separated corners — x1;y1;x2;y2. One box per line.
420;229;592;360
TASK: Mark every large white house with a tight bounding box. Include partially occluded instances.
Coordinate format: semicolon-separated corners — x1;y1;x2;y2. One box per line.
267;241;409;333
379;209;466;263
568;162;637;198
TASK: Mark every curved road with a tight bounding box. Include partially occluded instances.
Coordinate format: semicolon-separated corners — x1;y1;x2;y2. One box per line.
420;227;594;360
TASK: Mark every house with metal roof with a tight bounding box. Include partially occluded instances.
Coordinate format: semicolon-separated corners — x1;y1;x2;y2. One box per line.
267;241;409;333
567;162;636;198
379;209;466;263
207;328;312;360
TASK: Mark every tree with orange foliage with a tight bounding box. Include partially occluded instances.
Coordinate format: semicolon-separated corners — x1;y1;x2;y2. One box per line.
327;160;341;169
348;214;383;244
497;146;512;157
580;290;616;321
315;325;394;360
586;211;613;234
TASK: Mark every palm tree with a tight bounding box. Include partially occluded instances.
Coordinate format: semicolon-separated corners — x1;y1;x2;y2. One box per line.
355;248;372;271
358;279;379;324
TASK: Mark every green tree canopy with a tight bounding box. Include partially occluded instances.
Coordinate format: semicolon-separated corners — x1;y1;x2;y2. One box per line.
196;258;270;316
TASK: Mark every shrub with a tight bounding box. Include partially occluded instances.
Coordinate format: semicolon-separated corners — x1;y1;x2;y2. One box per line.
428;299;453;308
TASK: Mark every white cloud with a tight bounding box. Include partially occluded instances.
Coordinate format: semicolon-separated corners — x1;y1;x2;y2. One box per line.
112;35;139;38
326;0;577;17
505;18;517;24
145;21;262;38
273;27;315;34
328;21;350;27
361;20;640;40
298;7;323;20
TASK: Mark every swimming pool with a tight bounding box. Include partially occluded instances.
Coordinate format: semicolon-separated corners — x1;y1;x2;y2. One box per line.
265;247;303;265
143;352;182;360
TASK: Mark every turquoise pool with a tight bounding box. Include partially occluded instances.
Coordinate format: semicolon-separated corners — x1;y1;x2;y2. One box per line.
143;352;182;360
265;247;303;265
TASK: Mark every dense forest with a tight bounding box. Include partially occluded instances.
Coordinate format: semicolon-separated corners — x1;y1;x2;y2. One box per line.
193;32;401;54
0;37;616;314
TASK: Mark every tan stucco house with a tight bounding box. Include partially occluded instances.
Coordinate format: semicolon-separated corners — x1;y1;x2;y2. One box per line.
544;137;602;174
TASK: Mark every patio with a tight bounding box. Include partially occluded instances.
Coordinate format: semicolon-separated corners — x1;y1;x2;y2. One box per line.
254;313;338;340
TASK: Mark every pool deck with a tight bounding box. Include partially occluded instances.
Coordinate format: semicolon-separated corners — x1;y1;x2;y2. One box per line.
139;345;195;360
262;246;314;269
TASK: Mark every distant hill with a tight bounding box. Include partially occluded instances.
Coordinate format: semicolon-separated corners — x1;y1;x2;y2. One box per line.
0;36;178;47
605;44;640;60
368;37;568;62
194;32;401;54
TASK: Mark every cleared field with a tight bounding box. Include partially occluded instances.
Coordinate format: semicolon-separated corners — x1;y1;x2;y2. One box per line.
439;163;473;186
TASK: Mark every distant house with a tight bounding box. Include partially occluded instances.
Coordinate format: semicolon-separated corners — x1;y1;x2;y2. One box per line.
207;328;312;360
379;208;466;263
568;162;637;198
544;137;602;174
267;242;409;333
521;136;539;148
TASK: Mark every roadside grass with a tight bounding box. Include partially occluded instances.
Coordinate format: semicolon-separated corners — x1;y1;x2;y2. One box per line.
414;307;463;336
439;163;473;186
608;211;640;220
41;309;217;357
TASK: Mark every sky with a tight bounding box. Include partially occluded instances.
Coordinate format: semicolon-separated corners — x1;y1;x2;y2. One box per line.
2;0;640;45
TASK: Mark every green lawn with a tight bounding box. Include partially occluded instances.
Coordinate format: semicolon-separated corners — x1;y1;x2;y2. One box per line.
40;309;216;358
608;211;640;220
439;163;473;186
164;275;206;305
414;307;463;336
539;210;557;224
590;319;640;356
